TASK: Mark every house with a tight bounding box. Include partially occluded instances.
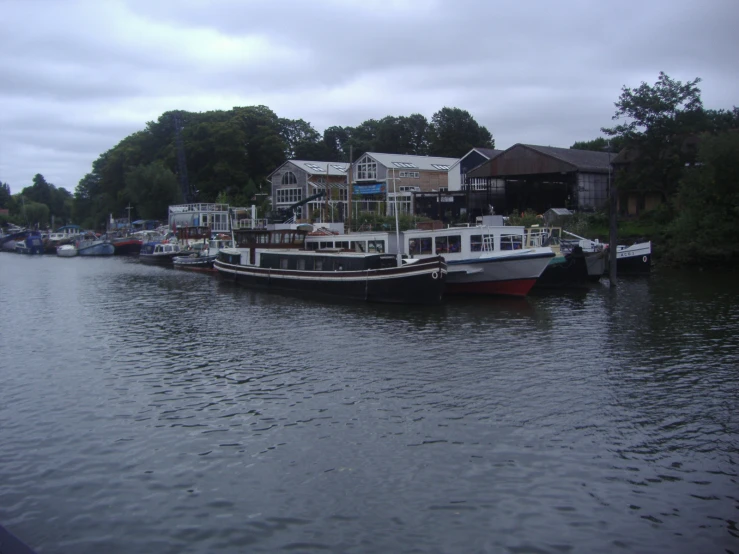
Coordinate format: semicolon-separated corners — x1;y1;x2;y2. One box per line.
466;143;615;214
268;160;351;221
351;152;459;217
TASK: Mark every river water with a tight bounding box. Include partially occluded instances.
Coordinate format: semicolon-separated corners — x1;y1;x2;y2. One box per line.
0;254;737;554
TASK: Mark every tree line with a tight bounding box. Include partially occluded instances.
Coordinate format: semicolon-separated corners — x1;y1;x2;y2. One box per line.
0;106;493;230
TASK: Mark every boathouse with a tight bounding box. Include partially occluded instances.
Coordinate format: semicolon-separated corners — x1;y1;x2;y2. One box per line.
465;143;615;214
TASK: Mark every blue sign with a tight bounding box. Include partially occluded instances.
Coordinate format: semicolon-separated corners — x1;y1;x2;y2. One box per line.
353;184;385;195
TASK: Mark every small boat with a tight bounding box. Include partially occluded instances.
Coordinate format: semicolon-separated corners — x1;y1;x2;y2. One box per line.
525;227;590;290
76;237;115;256
138;241;184;265
562;231;651;277
15;231;45;255
56;243;78;257
215;228;446;304
173;236;233;272
110;234;143;255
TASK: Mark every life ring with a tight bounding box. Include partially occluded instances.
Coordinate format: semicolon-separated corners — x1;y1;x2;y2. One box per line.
431;271;439;280
642;256;647;263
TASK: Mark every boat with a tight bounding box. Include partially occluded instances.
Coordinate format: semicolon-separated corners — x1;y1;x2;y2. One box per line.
76;236;115;256
173;235;233;272
305;217;555;298
56;243;78;257
525;227;590;289
562;231;651;277
138;241;184;265
109;233;143;255
1;228;28;251
15;231;45;255
215;228;446;304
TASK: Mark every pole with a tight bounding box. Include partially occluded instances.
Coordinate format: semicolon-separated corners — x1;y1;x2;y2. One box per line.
608;145;618;286
391;168;402;266
347;146;353;233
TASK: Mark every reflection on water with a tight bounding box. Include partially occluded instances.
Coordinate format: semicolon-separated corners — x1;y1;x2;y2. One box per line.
0;255;737;553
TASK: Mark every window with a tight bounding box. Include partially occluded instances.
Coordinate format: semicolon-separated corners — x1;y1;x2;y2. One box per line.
431;164;450;170
280;258;289;269
276;188;302;204
357;156;377;180
281;171;297;185
351;241;366;253
315;260;323;271
331;164;347;172
399;171;419;178
471;235;482;252
392;162;418;169
500;233;523;251
367;240;385;253
410;237;432;255
297;259;306;270
435;236;459;254
305;163;325;172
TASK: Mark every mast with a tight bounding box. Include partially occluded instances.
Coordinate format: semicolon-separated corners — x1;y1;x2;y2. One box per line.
347;146;352;233
391;168;401;266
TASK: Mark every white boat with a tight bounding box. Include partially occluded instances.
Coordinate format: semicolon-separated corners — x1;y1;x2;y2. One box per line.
48;225;83;243
56;244;78;257
401;224;555;297
562;231;651;275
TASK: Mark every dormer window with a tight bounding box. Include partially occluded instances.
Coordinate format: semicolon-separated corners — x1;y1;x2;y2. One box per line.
281;171;297;185
356;155;377;180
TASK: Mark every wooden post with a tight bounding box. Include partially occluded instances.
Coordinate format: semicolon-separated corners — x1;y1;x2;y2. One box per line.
608;150;618;286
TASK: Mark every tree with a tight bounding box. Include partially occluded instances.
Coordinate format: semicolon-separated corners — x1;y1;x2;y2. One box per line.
124;161;181;220
0;182;12;209
602;72;705;199
570;136;625;152
665;132;739;266
428;107;494;157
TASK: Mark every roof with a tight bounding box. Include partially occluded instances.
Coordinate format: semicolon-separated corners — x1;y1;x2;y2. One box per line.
449;147;503;170
363;152;459;172
271;160;350;178
521;144;615;172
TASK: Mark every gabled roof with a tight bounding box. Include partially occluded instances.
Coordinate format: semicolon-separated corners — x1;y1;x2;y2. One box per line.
269;160;350;179
449;147;503;170
521;144;614;172
362;152;459;172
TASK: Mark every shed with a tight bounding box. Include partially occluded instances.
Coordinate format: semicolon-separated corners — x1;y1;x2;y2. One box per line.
466;144;615;214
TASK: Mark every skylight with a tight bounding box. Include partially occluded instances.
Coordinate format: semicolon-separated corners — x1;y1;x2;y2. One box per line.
392;162;418;169
431;164;450;170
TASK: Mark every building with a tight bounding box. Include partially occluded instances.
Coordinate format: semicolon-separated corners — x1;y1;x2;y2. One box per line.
466;143;615;214
268;160;351;222
351;152;459;217
447;147;502;192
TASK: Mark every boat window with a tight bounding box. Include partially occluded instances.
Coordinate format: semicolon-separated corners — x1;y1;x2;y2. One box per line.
501;233;523;250
297;259;306;270
352;241;366;253
449;235;461;253
470;235;482;252
315;260;323;271
418;237;432;255
320;241;332;249
306;241;318;251
368;240;384;253
435;236;448;254
280;258;288;269
336;241;349;249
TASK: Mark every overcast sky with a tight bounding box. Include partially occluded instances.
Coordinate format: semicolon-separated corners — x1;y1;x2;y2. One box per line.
2;0;737;194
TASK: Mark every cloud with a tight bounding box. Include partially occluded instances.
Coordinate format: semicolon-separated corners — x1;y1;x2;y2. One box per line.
1;0;738;194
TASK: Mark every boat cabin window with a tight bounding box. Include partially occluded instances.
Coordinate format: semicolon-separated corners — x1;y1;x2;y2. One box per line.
500;233;523;250
435;235;461;254
315;260;323;271
297;259;306;270
368;240;384;253
351;241;366;253
336;241;349;250
280;258;288;269
409;237;432;255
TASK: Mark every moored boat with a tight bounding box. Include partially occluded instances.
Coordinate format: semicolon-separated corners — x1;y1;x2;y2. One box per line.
215;228;446;304
56;243;78;257
173;235;232;272
525;227;590;290
138;241;184;265
15;231;45;255
76;237;115;256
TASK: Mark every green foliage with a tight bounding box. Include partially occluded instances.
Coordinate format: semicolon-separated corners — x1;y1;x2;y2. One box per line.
662;132;739;266
124;161;181;220
0;182;14;210
428;107;494;157
570;136;625;153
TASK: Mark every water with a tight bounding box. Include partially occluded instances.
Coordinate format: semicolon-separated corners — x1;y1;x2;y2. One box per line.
0;254;737;554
